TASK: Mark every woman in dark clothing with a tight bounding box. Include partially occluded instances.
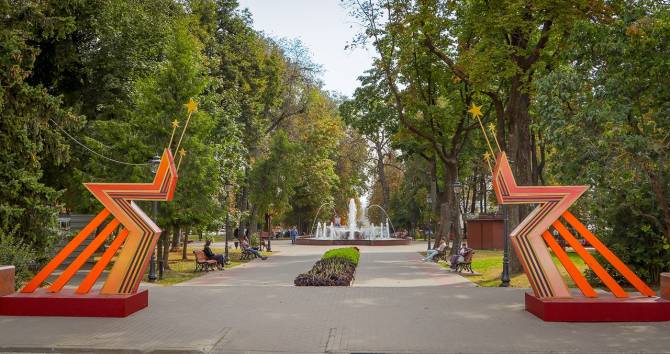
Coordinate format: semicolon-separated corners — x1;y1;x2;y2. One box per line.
204;239;226;269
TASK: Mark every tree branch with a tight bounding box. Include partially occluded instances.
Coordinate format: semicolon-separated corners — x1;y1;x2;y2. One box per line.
264;106;307;134
523;19;553;69
423;33;468;82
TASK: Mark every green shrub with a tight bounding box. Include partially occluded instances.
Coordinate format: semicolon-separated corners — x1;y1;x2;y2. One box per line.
322;247;360;266
0;230;36;290
295;247;360;286
249;233;260;248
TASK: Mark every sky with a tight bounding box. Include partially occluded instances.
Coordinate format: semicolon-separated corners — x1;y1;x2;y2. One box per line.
237;0;376;97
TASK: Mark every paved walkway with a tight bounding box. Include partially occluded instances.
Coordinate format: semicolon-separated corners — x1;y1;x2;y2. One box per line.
354;247;473;287
181;241;472;288
1;241;669;353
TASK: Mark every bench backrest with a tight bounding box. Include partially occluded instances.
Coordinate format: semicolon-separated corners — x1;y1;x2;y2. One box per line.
193;250;208;262
463;249;475;263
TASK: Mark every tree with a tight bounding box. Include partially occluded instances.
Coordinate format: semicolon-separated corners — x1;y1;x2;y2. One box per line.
535;2;670;283
0;1;81;257
277;90;345;232
333;126;369;214
345;0;490;254
368;153;404;224
340;73;398;211
248;131;300;222
388;156;431;234
345;0;608;264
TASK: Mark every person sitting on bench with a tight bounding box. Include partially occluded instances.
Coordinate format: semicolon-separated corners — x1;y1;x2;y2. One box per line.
423;239;447;262
241;236;267;260
204;239;226;268
449;243;471;270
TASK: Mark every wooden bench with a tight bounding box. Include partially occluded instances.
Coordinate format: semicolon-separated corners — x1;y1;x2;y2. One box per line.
433;247;450;263
240;248;255;260
455;250;475;273
193;250;218;272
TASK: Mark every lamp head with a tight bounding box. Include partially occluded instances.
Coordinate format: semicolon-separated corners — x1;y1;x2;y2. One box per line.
453;180;463;195
148;155;161;174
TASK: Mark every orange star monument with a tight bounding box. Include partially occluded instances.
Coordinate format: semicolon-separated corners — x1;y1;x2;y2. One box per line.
471;103;669;322
0;99;198;317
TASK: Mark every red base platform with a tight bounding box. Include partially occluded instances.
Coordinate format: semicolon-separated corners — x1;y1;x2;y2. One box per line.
0;288;148;317
525;292;670;322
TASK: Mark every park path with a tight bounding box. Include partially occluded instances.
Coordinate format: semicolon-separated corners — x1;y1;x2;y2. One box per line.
180;240;473;287
353;246;475;287
2;241;669;353
2;285;669;353
179;241;326;287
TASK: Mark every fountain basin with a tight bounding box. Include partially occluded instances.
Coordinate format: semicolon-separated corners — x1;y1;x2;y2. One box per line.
296;238;410;246
306;198;405;245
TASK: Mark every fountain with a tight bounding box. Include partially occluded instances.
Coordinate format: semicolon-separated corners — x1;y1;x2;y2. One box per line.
348;198;357;240
297;198;410;245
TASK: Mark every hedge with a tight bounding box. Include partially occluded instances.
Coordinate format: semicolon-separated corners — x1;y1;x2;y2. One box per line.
322;247;360;265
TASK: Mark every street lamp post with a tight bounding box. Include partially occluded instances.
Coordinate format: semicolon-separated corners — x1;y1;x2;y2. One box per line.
148;155;161;282
500;204;511;287
426;195;432;250
223;183;234;262
500;159;513;287
453;180;463;249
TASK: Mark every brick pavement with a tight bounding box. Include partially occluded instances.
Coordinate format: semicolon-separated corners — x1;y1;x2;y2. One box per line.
0;241;668;353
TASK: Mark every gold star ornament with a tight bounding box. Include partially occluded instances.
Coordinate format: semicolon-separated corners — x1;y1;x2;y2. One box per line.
483;151;491;162
185;98;198;114
468;103;483;119
179;148;187;157
171;119;180;129
488;122;496;134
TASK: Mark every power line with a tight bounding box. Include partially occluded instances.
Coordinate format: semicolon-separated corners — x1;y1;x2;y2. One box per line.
49;119;150;166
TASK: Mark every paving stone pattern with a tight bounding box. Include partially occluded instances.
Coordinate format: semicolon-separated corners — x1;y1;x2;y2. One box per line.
0;241;668;353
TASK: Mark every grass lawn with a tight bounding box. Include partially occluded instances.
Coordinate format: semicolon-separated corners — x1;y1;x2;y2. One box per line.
433;249;588;288
143;246;271;285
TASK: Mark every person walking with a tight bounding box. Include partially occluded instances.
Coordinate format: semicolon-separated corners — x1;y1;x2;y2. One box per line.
290;226;298;244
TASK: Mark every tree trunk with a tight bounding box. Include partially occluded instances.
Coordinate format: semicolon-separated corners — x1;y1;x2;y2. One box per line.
182;230;189;260
164;225;175;271
432;194;447;247
469;172;478;214
481;172;487;214
157;229;165;279
170;224;180;251
376;143;390;211
429;159;438;215
237;163;250;237
505;74;533;274
249;205;258;236
430;160;462;255
648;171;670;244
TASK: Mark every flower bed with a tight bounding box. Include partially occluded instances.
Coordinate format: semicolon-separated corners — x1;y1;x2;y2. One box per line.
294;247;359;286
